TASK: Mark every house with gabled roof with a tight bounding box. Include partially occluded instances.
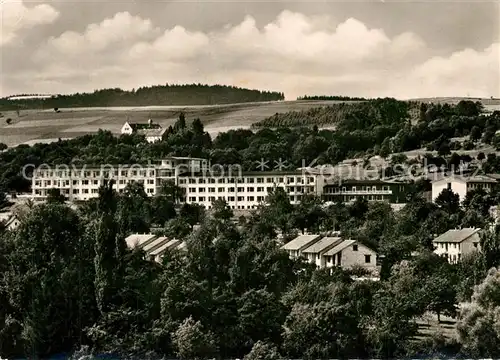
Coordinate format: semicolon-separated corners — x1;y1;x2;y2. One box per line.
323;239;377;271
125;233;187;263
0;212;20;231
141;236;171;254
433;227;481;264
148;239;185;263
121;119;166;143
125;234;158;249
301;237;343;268
281;234;322;259
282;234;378;273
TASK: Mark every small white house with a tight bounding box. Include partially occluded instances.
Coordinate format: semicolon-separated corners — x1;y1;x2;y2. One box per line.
301;237;342;268
125;233;158;249
0;213;20;231
281;234;322;259
431;175;497;203
121;119;166;143
323;239;377;271
125;233;186;263
432;227;481;263
282;235;378;272
121;122;135;135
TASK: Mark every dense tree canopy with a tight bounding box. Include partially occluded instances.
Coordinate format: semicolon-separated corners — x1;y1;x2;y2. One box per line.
0;175;498;359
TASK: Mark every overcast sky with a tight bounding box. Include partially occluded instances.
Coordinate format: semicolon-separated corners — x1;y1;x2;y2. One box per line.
1;0;499;99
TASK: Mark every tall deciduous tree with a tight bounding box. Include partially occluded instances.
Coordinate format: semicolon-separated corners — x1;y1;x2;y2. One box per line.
1;203;96;356
160;179;185;203
244;341;283;360
457;268;500;357
173;112;187;133
172;316;218;360
93;180;122;313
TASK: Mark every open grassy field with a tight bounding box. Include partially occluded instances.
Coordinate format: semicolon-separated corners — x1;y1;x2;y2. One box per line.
0;100;340;147
415;313;457;341
1;99;498;148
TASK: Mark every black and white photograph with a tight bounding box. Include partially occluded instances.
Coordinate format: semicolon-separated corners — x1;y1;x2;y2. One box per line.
0;0;499;359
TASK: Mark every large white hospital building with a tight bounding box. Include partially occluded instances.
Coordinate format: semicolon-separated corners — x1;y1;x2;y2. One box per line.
31;157;324;209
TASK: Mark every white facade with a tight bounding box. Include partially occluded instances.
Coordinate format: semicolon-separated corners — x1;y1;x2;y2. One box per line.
0;213;20;231
281;234;322;259
431;176;497;203
323;240;377;271
179;172;319;209
433;228;481;264
144;133;164;143
282;235;378;272
31;158;321;209
301;237;342;268
32;157;208;201
32;165;158;201
121;122;134;135
121;121;166;142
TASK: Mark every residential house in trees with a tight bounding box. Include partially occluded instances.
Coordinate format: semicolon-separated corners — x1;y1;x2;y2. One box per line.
282;234;378;272
121;119;166;143
431;175;498;203
0;212;20;231
301;236;343;267
281;234;322;259
322;239;377;272
432;227;482;264
125;233;186;263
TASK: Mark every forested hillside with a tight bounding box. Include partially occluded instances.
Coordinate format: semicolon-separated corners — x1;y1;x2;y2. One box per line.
0;84;285;110
253;98;418;128
2;178;500;359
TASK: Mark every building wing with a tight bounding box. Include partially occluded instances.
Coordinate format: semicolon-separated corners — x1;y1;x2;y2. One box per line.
302;237;342;254
281;234;322;251
125;234;158;249
323;239;357;256
432;228;481;243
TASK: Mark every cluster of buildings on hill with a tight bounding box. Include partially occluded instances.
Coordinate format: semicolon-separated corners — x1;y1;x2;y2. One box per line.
124;230;381;272
29;118;500;206
26;121;500;269
123;226;484;273
281;227;484;272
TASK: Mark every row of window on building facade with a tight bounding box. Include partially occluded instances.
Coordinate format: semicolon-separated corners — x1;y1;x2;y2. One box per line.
35;170;315;185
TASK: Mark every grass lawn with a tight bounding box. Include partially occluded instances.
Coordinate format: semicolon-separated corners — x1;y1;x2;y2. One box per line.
0;100;341;147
